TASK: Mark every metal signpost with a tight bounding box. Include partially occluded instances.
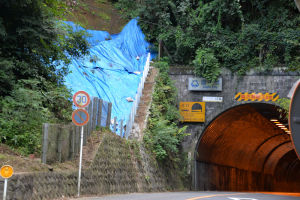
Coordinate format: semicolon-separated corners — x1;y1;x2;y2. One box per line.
72;91;90;197
289;82;300;159
0;165;13;200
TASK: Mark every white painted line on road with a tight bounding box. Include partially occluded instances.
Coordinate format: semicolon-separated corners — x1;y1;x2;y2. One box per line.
186;193;245;200
228;198;258;200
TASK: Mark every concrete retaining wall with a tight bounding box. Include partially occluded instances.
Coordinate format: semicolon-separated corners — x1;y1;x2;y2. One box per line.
0;132;185;200
196;161;300;192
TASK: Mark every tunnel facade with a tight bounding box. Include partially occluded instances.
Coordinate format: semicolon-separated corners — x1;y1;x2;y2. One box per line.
169;67;300;191
195;103;300;192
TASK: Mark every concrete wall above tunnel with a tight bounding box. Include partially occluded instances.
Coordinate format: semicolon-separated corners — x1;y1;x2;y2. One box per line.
169;67;300;191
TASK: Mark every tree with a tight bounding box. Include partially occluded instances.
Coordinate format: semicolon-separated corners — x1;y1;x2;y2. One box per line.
0;0;89;154
117;0;300;82
0;0;89;96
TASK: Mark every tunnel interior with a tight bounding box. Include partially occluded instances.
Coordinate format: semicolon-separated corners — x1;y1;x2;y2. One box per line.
196;103;300;192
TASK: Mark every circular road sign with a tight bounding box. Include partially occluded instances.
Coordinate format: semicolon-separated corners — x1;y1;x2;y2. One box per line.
72;109;89;126
0;165;13;179
73;91;90;108
290;81;300;159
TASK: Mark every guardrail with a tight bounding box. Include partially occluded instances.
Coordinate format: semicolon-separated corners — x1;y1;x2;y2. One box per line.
124;53;151;138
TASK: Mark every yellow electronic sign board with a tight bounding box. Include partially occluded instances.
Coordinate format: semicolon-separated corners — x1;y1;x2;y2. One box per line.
235;92;279;102
179;102;205;122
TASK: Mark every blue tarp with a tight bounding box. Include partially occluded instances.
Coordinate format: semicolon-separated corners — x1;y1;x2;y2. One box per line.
58;19;152;134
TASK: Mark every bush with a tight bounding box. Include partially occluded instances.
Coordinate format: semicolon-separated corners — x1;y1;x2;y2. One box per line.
0;0;88;155
116;0;300;77
144;59;188;161
0;79;72;155
193;48;221;84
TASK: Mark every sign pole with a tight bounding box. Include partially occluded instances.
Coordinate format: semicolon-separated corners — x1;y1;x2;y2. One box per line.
1;165;13;200
77;126;84;197
3;178;7;200
72;90;90;197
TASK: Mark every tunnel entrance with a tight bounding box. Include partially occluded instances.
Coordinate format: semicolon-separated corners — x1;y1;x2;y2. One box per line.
195;103;300;192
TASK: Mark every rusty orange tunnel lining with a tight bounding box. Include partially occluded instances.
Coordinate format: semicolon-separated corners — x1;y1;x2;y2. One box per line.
196;103;300;192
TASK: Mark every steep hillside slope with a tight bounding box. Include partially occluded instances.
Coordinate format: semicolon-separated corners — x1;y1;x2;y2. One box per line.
0;131;186;199
68;0;127;33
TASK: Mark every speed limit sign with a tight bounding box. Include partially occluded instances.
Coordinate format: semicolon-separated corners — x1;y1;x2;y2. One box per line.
73;91;90;108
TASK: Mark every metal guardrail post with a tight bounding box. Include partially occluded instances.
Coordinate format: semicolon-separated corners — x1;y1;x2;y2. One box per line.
87;101;93;138
92;97;98;130
70;125;75;159
113;117;117;133
42;123;49;164
97;99;103;128
57;125;63;163
120;120;124;137
106;102;112;128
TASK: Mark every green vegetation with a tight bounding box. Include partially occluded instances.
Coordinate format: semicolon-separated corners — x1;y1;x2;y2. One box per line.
97;12;111;20
277;98;291;112
0;0;89;155
193;48;221;84
96;0;108;4
277;98;291;120
116;0;300;82
144;59;188;161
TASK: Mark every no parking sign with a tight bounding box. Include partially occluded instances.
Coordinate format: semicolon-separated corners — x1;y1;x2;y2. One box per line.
72;109;89;126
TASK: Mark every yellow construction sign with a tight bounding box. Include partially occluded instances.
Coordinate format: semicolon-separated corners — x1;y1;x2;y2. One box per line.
179;102;205;122
235;92;279;102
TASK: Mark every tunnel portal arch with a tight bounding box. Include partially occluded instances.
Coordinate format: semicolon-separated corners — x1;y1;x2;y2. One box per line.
194;103;300;192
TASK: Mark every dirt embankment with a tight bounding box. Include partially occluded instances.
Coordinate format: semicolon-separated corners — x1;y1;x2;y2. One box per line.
67;0;127;33
0;0;128;174
0;131;103;174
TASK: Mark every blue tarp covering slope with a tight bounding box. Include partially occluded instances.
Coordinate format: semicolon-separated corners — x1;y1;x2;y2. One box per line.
59;19;152;133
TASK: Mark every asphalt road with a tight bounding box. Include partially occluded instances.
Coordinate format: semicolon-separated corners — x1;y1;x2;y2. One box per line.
70;192;300;200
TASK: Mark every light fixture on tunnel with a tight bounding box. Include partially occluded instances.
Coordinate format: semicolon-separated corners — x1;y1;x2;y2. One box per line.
286;131;291;134
278;125;285;128
270;119;278;122
276;123;283;126
281;127;288;130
